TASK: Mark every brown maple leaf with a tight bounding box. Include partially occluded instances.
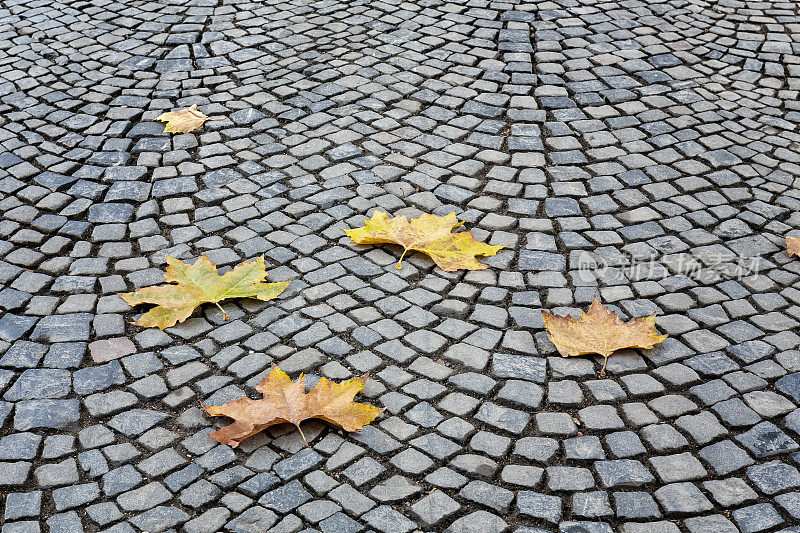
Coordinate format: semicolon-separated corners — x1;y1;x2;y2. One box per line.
542;298;667;375
344;211;504;271
204;364;382;447
786;236;800;258
119;255;289;329
155;104;227;134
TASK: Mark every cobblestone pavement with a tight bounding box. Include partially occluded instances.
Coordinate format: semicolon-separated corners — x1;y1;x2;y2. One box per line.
1;0;800;531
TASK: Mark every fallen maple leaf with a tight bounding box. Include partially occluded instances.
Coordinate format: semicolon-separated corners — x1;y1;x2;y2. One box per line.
155;104;227;133
204;364;382;447
542;298;667;376
344;211;503;271
120;255;289;329
786;236;800;257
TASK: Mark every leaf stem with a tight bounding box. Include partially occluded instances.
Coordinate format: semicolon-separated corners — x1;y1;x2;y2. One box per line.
215;302;230;320
395;248;409;269
206;116;228;121
297;424;309;447
600;356;608;377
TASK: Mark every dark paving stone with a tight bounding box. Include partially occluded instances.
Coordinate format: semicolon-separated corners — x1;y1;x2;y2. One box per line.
13;400;80;431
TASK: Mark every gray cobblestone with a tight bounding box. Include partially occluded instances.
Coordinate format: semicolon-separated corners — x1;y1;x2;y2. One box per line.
1;0;799;530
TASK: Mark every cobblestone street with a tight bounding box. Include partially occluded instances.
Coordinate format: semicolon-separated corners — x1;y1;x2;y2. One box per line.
1;0;800;531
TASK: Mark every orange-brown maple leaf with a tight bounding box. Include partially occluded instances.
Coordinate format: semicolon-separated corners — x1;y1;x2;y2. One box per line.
786;236;800;258
204;364;382;447
542;298;667;375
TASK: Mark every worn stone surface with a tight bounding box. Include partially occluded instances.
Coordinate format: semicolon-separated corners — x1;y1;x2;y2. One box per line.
0;0;799;531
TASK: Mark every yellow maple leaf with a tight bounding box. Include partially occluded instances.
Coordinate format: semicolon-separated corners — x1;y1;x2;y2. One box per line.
542;298;667;375
344;211;504;271
155;104;227;134
204;364;382;447
120;255;289;329
786;236;800;258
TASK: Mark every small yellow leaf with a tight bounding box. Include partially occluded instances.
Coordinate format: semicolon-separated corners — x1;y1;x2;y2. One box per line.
344;211;503;271
542;298;667;375
120;255;289;329
155;104;226;134
204;364;382;447
787;236;800;258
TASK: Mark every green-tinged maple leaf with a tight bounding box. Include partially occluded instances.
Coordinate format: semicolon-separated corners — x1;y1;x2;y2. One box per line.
120;255;289;329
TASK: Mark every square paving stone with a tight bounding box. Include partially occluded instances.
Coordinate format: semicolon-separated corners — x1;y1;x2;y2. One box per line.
258;480;312;514
517;491;562;524
362;505;417;533
410;490;460;526
675;411;728;444
683;515;738;533
571;491;613;518
474;402;530;434
605;431;646;458
459;480;514;513
594;460;655;487
698;439;755;475
732;503;785;533
546;466;595;491
4;491;42;520
702;478;758;507
565;436;605;460
369;475;421;503
649;452;707;482
775;491;800;520
341;457;385;486
736;421;799;458
53;482;99;512
13;400;80;431
613;491;661;519
746;460;800;495
641;423;689;452
653;482;713;515
116;482;171;512
318;512;362;533
578;405;626;430
444;511;508;533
